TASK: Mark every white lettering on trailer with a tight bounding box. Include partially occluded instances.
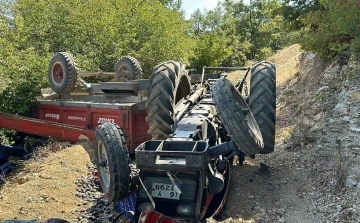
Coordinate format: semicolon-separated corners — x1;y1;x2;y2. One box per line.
45;113;59;119
68;116;86;122
98;118;115;124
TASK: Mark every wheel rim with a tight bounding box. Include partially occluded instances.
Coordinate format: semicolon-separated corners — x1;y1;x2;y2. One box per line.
98;141;110;189
231;87;262;143
52;62;65;85
118;65;130;81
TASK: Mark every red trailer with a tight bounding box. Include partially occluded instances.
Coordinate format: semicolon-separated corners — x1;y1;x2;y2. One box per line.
0;53;152;154
31;92;150;153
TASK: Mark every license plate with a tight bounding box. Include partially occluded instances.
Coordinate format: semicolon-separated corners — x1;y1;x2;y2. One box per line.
151;183;181;200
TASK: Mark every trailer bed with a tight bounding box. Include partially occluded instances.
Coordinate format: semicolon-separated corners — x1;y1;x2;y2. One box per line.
30;99;150;153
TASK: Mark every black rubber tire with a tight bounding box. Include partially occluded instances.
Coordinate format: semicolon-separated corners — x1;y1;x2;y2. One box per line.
212;78;264;155
95;123;131;202
249;61;276;154
48;52;78;94
45;219;70;223
145;61;191;139
114;56;143;80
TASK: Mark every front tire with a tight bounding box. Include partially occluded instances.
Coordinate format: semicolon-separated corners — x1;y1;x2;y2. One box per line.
212;78;264;155
95;123;130;202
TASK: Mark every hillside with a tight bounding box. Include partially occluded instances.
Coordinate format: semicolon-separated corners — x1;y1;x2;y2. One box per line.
219;46;360;223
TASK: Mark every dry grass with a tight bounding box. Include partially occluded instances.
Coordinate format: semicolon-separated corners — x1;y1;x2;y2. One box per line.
0;145;90;221
227;44;302;89
267;44;302;86
275;124;297;143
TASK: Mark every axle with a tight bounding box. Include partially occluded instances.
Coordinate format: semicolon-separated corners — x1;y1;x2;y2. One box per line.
174;87;206;123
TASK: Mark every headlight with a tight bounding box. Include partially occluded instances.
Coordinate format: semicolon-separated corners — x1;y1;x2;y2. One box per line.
138;202;154;212
176;204;192;215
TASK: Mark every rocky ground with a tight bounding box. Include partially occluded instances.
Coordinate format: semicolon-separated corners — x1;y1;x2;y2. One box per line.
1;45;359;223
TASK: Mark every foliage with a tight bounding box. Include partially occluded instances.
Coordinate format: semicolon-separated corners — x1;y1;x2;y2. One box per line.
298;0;360;58
281;0;322;30
8;0;192;73
189;0;291;70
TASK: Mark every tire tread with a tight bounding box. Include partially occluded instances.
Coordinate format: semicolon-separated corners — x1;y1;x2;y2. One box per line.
95;123;130;202
249;61;276;154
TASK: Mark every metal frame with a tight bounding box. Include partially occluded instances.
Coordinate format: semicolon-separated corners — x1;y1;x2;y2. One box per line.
0;112;94;142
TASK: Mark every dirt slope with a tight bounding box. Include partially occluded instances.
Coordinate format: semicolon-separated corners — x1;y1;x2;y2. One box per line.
267;44;301;85
227;44;301;89
0;145;91;221
215;44;325;223
217;45;360;223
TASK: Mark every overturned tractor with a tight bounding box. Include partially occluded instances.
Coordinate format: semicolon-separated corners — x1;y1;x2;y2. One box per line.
95;60;276;222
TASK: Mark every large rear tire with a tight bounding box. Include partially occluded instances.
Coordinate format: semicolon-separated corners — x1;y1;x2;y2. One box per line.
249;61;276;154
95;123;130;202
114;56;142;81
48;52;78;94
212;78;264;155
145;61;191;139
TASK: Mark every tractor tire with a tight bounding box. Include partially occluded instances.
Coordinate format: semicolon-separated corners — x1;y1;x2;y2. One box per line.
145;61;191;139
95;123;131;202
48;52;79;94
212;78;264;155
114;56;143;81
249;61;276;154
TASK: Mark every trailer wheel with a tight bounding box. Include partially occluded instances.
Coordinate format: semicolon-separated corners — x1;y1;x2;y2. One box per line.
145;61;191;139
48;52;79;94
212;78;263;155
249;61;276;154
114;56;143;81
95;123;130;202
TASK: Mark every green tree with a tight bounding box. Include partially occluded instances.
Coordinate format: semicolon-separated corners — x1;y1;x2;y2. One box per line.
189;0;290;68
236;0;290;59
189;8;235;70
300;0;360;58
281;0;322;30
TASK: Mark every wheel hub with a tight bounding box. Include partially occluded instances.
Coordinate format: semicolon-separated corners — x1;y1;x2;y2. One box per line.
99;158;108;167
98;141;111;188
52;62;64;85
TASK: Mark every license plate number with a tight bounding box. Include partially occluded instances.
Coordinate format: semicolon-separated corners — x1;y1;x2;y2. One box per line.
151;183;181;200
